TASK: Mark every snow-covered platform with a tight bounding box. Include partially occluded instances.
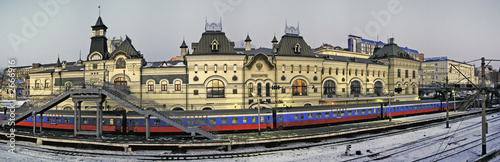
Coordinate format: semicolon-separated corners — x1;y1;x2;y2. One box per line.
0;108;497;152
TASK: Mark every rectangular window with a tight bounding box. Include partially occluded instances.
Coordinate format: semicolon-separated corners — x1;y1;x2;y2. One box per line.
261;116;265;122
233;89;237;94
252;117;256;123
361;110;366;114
64;118;70;123
109;119;114;125
232;117;238;124
188;119;195;125
316;113;321;118
56;117;61;123
341;111;345;116
368;109;372;114
325;112;330;118
282;88;286;93
221;118;228;124
333;112;337;117
308;113;313;119
243;117;247;123
93;64;98;69
82;118;87;124
154;119;160;126
348;111;352;116
294;114;298;120
210;118;217;125
355;110;359;115
374;109;377;113
279;115;283;121
194;90;199;95
301;114;304;119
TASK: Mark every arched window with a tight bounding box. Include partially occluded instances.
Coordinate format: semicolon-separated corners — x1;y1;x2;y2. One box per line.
299;65;302;73
65;82;72;91
349;69;351;76
204;64;208;73
161;81;167;91
361;69;364;76
412;85;417;94
223;64;227;73
336;68;339;75
292;79;307;96
314;66;317;73
306;65;310;73
374;81;383;96
378;70;380;77
323;80;336;98
207;79;224;98
44;80;50;88
63;107;73;111
373;70;375;77
248;83;254;97
290;65;294;73
329;67;332;75
405;70;408;78
114;77;127;86
383;71;385;77
194;64;198;73
35;80;41;89
257;83;262;97
350;81;361;96
214;64;218;73
211;39;219;52
342;68;345;75
233;64;237;73
282;65;285;73
294;43;301;53
397;69;401;78
147;81;154;91
405;84;409;94
175;80;181;91
90;54;102;61
355;69;358;76
266;83;271;97
116;58;126;69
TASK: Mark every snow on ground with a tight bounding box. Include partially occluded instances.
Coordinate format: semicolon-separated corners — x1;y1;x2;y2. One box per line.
1;108;500;161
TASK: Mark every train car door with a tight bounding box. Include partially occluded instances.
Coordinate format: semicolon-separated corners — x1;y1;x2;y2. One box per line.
127;119;135;133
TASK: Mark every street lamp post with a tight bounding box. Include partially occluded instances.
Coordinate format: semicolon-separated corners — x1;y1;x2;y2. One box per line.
452;89;456;112
386;90;393;122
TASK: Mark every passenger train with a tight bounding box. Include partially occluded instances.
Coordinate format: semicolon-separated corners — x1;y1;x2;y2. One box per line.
1;100;461;134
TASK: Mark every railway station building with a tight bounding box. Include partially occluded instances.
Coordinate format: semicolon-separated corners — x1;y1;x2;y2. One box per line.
25;16;421;111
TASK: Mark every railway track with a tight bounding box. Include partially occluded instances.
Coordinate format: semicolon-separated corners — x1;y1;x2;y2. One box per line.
343;112;500;161
2;109;499;161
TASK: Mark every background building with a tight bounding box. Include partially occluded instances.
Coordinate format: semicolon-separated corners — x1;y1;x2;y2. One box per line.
420;56;478;87
348;35;420;60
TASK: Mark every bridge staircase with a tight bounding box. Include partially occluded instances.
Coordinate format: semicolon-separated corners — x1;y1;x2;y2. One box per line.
99;83;218;140
457;91;481;111
0;89;74;126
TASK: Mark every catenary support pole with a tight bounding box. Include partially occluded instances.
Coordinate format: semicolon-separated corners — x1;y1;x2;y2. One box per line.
446;76;449;128
481;57;487;155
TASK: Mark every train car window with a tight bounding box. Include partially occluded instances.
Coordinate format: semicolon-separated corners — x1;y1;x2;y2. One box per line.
325;112;330;118
64;118;70;123
252;117;256;123
267;116;271;122
92;119;96;124
116;119;121;125
355;110;359;115
316;113;321;118
279;115;283;121
361;110;366;114
368;109;372;114
154;119;161;126
47;117;52;122
31;116;35;121
102;120;106;125
294;114;298;120
135;120;140;126
261;116;265;122
301;114;304;119
210;118;217;125
243;117;247;123
374;109;377;113
348;111;352;116
232;118;238;124
221;118;228;124
110;119;114;125
188;119;195;125
341;111;345;116
82;118;87;124
308;113;313;119
333;112;337;117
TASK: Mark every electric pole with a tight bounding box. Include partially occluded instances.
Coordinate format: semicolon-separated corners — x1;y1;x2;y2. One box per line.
481;57;487;155
446;76;449;128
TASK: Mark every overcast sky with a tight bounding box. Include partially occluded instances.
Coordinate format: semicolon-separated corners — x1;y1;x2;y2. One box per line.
1;0;500;70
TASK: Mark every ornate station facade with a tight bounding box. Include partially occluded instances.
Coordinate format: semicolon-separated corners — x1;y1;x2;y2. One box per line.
26;16;420;111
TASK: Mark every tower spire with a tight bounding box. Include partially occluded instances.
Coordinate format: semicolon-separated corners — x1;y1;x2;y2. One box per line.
98;5;101;16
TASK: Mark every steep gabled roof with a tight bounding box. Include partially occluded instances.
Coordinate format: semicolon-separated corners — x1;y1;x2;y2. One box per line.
276;34;314;57
370;39;416;60
191;31;235;54
110;36;142;59
95;16;104;26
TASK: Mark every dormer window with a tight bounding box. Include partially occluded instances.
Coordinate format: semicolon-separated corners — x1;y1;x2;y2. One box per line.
211;39;219;52
294;43;301;54
90;53;102;60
